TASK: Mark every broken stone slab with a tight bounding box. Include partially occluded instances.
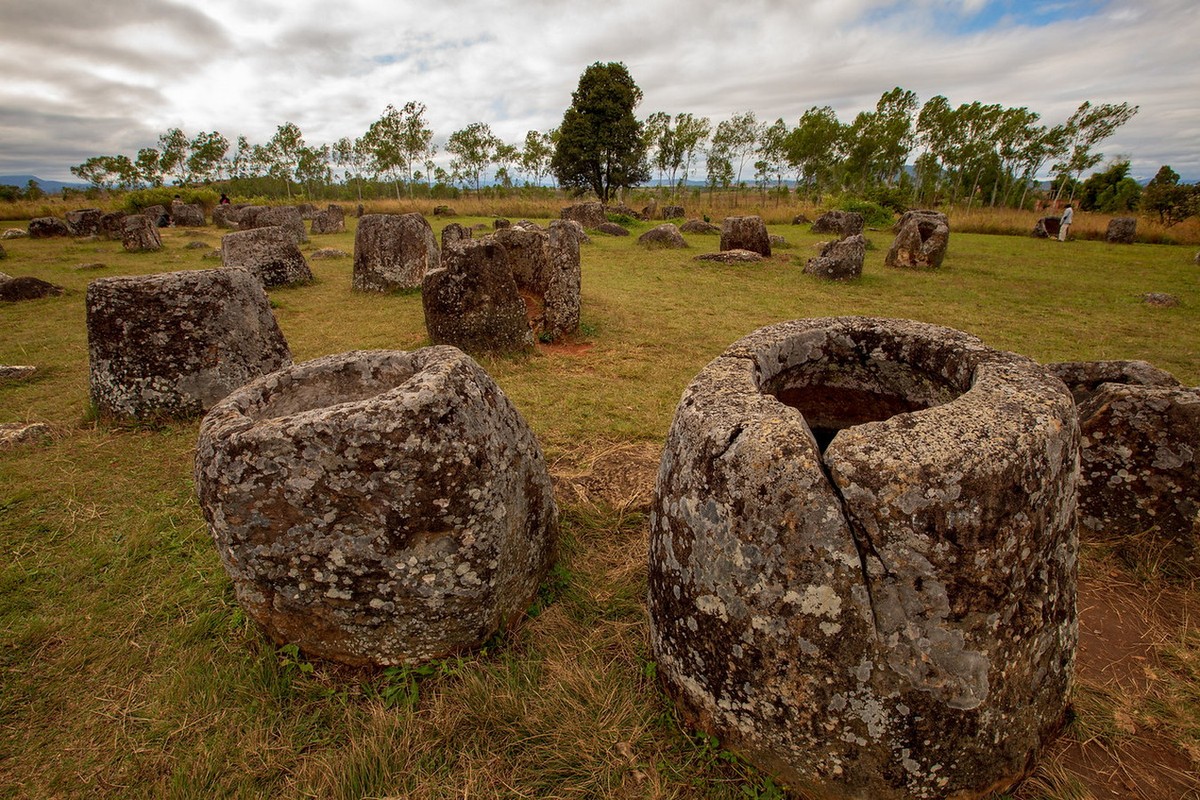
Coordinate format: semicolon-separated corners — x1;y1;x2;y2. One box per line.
440;223;473;253
694;249;764;264
1047;359;1181;406
98;212;126;240
432;205;456;217
543;220;582;338
661;205;685;219
1106;216;1136;244
142;204;170;227
1142;292;1180;307
638;223;687;249
1032;216;1062;238
0;276;66;301
221;225;313;288
311;204;345;234
0;422;51;450
212;204;244;229
680;219;720;234
804;234;865;280
649;317;1078;800
811;210;864;238
596;222;629;236
422;239;534;354
73;262;108;270
121;215;163;252
720;215;770;256
240;206;307;244
86;268;292;419
172;203;206;227
560;202;607;230
0;365;37;382
310;248;348;260
493;218;511;230
65;208;102;237
28;217;70;239
2;228;28;239
353;213;440;292
885;210;949;270
194;346;558;666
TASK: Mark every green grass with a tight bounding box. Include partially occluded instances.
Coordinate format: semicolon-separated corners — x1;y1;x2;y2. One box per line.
1;216;1198;798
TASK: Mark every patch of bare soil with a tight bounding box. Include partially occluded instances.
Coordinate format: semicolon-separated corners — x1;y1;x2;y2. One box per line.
1021;567;1200;800
549;441;662;511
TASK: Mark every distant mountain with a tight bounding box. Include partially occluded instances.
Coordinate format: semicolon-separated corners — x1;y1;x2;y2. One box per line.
0;175;88;193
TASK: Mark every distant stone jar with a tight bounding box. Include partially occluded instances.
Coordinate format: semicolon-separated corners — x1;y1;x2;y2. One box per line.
194;347;558;666
650;317;1079;800
720;215;770;256
221;226;313;287
353;213;440;292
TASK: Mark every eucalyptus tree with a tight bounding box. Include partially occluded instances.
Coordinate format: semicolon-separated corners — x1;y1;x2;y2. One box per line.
673;113;711;194
186;131;229;183
757;118;791;200
364;103;434;199
1051;101;1138;202
843;88;918;191
447;122;501;191
266;122;306;199
135;147;163;186
785;105;843;201
712;111;764;196
551;61;649;203
644;111;676;190
492;141;520;188
332;136;371;200
519;130;554;186
158;127;191;185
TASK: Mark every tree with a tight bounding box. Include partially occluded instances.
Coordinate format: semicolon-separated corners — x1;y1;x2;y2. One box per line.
333;136;370;200
158;127;190;185
673;114;711;194
1142;165;1199;226
520;130;554;187
643;111;676;189
785;106;843;201
712;111;763;193
757;118;790;201
187;131;229;183
493;142;520;188
1051;101;1138;203
365;101;436;198
135;147;163;187
265;122;305;199
1078;159;1141;212
551;61;650;203
447;122;501;191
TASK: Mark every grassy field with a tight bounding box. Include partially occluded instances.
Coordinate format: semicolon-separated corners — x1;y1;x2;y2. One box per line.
1;213;1198;799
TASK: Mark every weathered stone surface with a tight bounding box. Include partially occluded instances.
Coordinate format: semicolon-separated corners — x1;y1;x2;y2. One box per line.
353;213;440;292
694;249;764;264
0;365;37;382
559;218;589;244
638;223;687;249
650;317;1078;799
172;203;206;227
296;203;317;219
310;248;347;260
194;346;558;666
212;204;244;229
609;202;643;220
543;220;581;338
441;223;473;252
87;268;291;419
720;216;771;256
2;228;28;239
142;204;170;227
65;208;102;237
433;205;456;217
0;276;66;301
513;220;543;232
121;215;163;252
1075;383;1199;560
1105;216;1136;244
493;218;511;230
98;212;126;240
680;219;720;234
240;206;307;243
311;205;346;234
492;227;549;291
1047;359;1181;406
561;202;607;230
73;262;108;270
662;205;685;219
805;234;865;280
1032;216;1062;238
0;422;51;450
28;217;70;239
811;210;864;238
885;211;950;270
222;226;313;287
423;240;534;354
1142;292;1179;307
791;214;811;225
597;222;629;236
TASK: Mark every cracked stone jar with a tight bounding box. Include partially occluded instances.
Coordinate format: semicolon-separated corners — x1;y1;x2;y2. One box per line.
649;317;1079;799
195;347;558;666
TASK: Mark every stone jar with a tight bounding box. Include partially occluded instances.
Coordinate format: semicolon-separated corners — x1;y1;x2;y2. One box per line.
649;316;1079;800
195;347;558;666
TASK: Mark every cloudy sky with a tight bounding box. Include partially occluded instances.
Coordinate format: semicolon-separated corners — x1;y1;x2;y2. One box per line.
1;0;1197;183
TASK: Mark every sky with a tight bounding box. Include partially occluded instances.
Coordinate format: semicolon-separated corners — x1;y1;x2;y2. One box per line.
1;0;1197;184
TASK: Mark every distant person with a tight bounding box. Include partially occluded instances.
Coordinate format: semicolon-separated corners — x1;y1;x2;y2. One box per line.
1058;204;1073;242
219;193;231;205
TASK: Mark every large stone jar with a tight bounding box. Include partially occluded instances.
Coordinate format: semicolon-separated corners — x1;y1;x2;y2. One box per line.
649;317;1079;799
195;347;558;666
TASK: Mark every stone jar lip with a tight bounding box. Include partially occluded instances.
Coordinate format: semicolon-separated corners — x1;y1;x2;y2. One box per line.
198;346;478;441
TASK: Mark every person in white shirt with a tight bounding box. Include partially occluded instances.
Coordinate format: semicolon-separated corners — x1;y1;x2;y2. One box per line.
1058;204;1073;241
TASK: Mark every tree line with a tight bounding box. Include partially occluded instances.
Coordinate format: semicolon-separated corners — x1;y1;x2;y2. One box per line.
59;61;1193;220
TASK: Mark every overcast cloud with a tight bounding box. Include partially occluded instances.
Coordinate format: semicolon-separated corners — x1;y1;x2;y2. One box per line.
1;0;1196;182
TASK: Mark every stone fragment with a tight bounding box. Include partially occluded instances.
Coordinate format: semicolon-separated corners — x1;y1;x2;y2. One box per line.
513;220;543;232
1047;359;1181;406
311;204;345;234
0;365;37;382
493;218;511;230
543;220;582;337
172;203;206;227
1142;292;1179;307
791;213;811;225
73;262;108;270
885;210;950;269
423;240;534;353
212;204;244;229
2;228;28;239
0;422;51;450
0;276;65;301
609;202;643;220
560;202;607;230
310;248;348;260
65;208;102;236
195;347;558;665
638;223;687;249
296;203;317;219
98;212;126;240
353;213;440;292
121;215;163;252
720;215;771;256
1106;216;1136;243
559;218;589;244
804;234;865;280
680;219;720;234
650;317;1078;799
221;226;313;287
596;222;629;236
441;223;473;252
433;205;456;216
28;217;70;238
694;249;764;264
662;205;685;219
240;206;307;243
811;210;864;238
86;268;291;419
142;204;170;227
1032;216;1062;238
